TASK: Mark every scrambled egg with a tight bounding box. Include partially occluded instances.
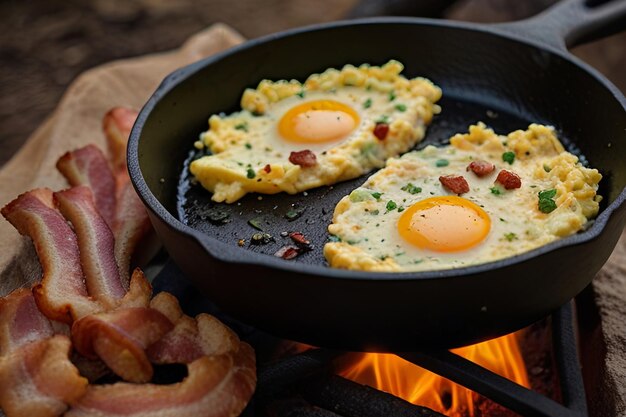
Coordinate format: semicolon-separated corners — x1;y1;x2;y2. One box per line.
190;60;441;203
324;123;602;272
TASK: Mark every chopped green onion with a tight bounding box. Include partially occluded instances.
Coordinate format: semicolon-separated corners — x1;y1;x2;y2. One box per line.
502;151;515;165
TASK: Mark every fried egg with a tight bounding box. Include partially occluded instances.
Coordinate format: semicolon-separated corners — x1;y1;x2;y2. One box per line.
189;60;441;203
324;123;602;272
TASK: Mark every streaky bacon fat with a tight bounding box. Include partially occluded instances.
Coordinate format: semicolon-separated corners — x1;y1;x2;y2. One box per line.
72;306;173;383
56;144;117;227
0;335;88;417
113;180;152;289
103;107;138;175
54;186;126;308
147;292;240;364
66;343;256;417
0;288;53;356
1;189;100;322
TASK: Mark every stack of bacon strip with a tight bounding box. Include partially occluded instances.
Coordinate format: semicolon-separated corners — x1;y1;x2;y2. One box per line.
0;108;256;417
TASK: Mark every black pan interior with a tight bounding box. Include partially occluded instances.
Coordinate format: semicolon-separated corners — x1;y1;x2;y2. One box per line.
138;20;626;265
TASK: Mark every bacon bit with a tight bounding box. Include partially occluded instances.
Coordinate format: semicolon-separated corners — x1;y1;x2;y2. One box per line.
373;122;389;140
289;232;313;252
496;169;522;189
56;145;117;227
289;150;317;167
66;345;256;417
289;231;310;245
0;335;88;417
55;186;126;309
439;175;470;195
263;164;272;173
466;160;496;177
274;245;301;260
71;307;173;383
1;189;101;322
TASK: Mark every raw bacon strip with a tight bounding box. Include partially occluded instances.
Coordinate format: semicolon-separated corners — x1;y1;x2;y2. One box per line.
0;335;88;417
56;144;117;227
103;107;156;289
113;181;152;289
72;306;173;383
0;288;53;356
103;107;138;175
147;292;240;364
54;186;126;309
1;189;100;322
66;344;256;417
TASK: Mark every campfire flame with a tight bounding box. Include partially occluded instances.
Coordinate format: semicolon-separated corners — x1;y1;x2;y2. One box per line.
338;332;529;417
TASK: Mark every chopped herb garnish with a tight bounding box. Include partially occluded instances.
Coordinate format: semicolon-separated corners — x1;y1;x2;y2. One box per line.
502;151;516;165
375;115;390;124
371;192;382;200
246;167;256;179
490;186;502;195
285;207;305;221
398;206;405;212
244;143;252;150
543;164;551;172
539;189;557;199
350;189;374;202
538;189;558;213
296;90;305;98
251;232;273;245
248;218;264;231
401;183;422;194
363;98;372;109
386;200;397;211
388;91;396;101
394;103;407;112
370;209;380;215
198;206;231;225
235;122;249;132
435;159;449;167
504;232;518;242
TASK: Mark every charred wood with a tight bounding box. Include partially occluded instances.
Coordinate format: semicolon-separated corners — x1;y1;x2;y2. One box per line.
301;374;446;417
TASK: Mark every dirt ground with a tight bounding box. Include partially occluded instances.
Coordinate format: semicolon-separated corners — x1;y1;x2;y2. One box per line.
1;0;624;166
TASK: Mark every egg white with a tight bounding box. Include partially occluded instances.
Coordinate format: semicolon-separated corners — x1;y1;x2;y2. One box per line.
324;124;602;272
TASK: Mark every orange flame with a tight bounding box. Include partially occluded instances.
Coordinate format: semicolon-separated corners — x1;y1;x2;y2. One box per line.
338;332;529;417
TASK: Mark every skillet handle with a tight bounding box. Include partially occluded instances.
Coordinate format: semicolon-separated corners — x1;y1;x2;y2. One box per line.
494;0;626;50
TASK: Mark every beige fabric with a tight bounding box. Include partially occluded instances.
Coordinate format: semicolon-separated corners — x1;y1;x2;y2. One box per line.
0;22;624;414
0;24;243;279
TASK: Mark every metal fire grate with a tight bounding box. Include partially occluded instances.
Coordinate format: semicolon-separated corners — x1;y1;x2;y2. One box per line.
152;260;588;417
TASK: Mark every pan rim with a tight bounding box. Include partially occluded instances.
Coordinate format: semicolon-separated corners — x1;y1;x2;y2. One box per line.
128;16;626;281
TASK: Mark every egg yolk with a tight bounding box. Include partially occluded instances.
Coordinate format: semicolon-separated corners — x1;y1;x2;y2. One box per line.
397;196;491;252
278;100;360;143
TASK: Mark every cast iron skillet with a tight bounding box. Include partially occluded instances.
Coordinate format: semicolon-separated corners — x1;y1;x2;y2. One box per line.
129;0;626;350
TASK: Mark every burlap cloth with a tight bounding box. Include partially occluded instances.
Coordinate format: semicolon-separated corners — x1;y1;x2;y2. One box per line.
0;23;624;414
